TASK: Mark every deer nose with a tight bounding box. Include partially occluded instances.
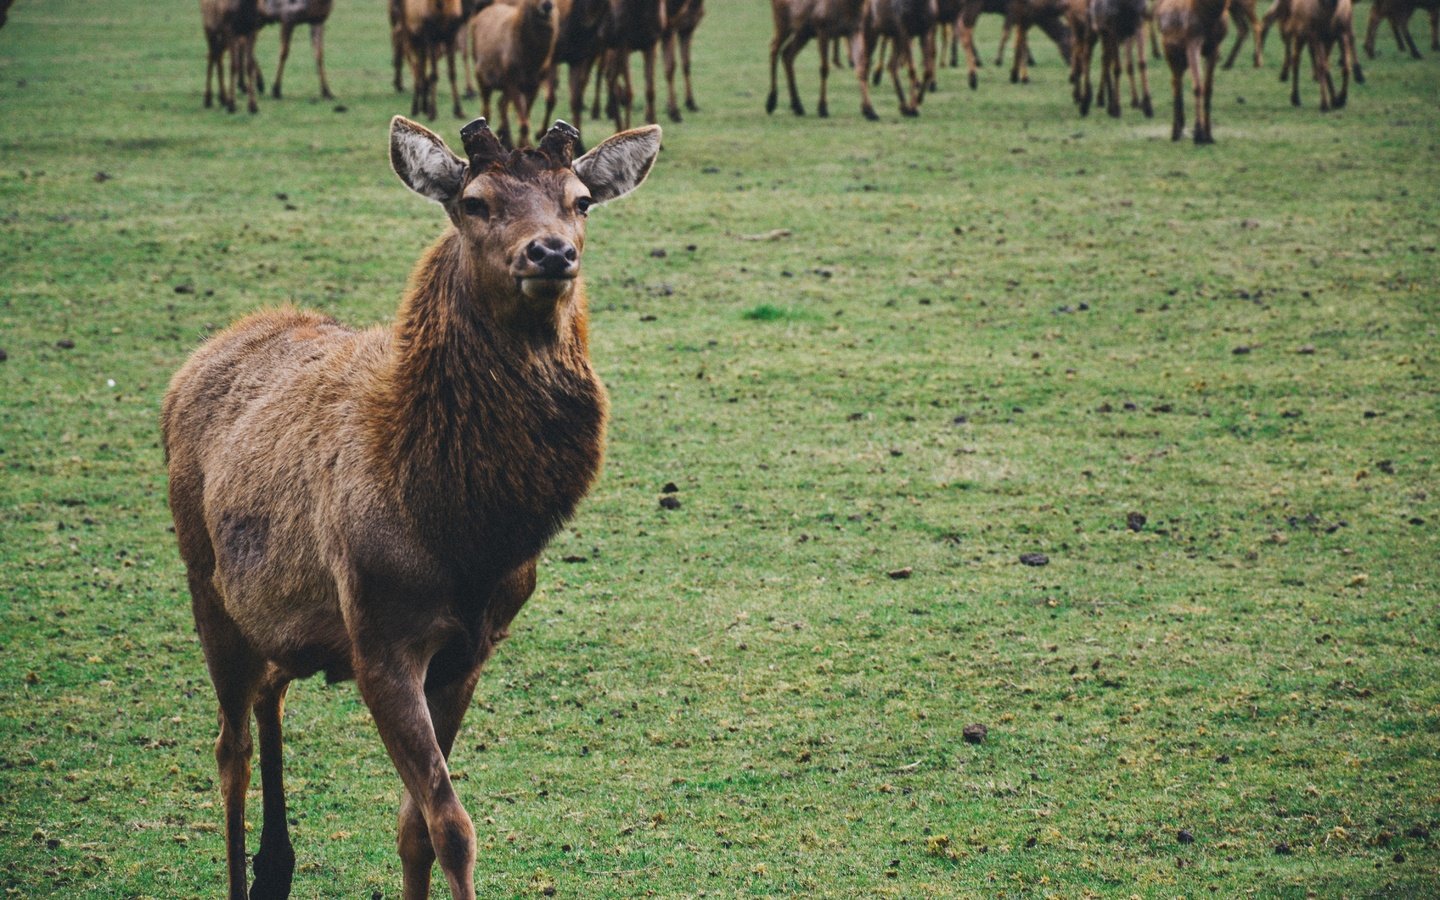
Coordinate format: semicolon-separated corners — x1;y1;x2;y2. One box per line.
524;237;578;278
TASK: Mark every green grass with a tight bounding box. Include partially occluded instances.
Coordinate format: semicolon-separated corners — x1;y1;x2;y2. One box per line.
2;0;1438;896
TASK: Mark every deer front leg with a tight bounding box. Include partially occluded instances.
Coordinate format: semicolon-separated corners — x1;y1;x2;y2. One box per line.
663;31;682;122
358;652;476;900
446;42;465;118
854;29;880;120
681;29;698;111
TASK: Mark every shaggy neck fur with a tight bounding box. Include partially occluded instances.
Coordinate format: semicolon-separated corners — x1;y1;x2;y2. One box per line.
371;230;606;573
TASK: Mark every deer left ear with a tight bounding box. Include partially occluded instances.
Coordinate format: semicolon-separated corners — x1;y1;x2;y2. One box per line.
573;125;661;205
390;116;466;204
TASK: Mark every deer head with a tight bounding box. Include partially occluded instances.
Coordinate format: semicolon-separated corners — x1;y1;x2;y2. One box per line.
389;115;662;322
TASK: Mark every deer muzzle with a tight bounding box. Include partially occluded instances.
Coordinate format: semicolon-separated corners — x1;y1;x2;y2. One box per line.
516;236;579;301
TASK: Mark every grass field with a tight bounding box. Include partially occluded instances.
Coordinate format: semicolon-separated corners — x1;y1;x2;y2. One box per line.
2;0;1438;896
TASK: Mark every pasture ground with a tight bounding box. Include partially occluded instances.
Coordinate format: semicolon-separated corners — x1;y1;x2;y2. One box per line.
2;0;1438;896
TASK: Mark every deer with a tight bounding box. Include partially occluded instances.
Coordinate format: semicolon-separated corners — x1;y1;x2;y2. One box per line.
541;0;611;146
853;0;940;119
948;0;1070;89
1006;0;1071;83
1279;0;1358;110
1364;0;1439;58
662;0;705;121
395;0;472;119
1070;0;1152;117
260;0;335;99
469;0;559;148
594;0;668;133
162;115;661;900
766;0;867;118
1219;0;1265;67
202;0;265;114
1153;0;1228;142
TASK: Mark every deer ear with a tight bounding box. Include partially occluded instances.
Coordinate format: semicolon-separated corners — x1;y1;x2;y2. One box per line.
573;125;661;205
390;116;466;204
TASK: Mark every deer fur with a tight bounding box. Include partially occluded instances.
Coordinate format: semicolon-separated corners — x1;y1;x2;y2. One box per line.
202;0;265;114
766;0;867;118
260;0;335;99
662;0;705;122
396;0;472;119
469;0;559;148
1154;0;1229;142
163;116;661;900
853;0;940;119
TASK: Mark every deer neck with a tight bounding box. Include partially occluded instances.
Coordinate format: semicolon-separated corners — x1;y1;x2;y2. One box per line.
373;231;607;568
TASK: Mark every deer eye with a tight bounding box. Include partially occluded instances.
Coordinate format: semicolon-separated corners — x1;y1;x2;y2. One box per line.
462;197;489;219
575;196;592;217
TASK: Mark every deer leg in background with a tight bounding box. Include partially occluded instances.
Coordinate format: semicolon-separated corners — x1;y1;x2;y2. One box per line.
310;22;334;99
445;41;464;118
241;34;259;113
663;29;682;122
250;676;296;900
1197;38;1216;142
680;28;699;110
1224;19;1250;67
273;22;295;99
766;26;790;113
1166;44;1185;139
641;43;657;124
1316;37;1334;111
1135;33;1153;116
922;22;938;94
960;14;981;88
1011;25;1027;82
817;34;832;116
996;19;1012;65
872;36;887;84
205;35;220;109
463;26;479;98
1288;34;1301;104
1334;27;1352;107
889;33;916;115
854;28;881;119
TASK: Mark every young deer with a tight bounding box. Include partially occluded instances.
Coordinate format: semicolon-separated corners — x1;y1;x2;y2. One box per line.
163;116;661;900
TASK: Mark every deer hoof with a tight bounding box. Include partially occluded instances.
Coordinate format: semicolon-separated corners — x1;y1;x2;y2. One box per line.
969;72;977;90
668;107;682;123
817;100;828;117
686;99;698;112
1142;96;1154;118
901;105;919;118
765;91;777;114
862;104;879;121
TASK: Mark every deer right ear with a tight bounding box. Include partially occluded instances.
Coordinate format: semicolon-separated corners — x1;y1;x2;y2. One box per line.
390;116;466;204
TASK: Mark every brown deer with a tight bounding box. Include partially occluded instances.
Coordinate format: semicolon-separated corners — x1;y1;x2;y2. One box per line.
766;0;867;118
0;0;15;29
260;0;335;99
853;0;940;119
662;0;705;121
541;0;611;144
1006;0;1070;83
1220;0;1264;67
1153;0;1228;142
1279;0;1358;110
202;0;265;114
162;116;661;900
469;0;559;148
396;0;471;118
1364;0;1439;58
1070;0;1152;116
949;0;1070;89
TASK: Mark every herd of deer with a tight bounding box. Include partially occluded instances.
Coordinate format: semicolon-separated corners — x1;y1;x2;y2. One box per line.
767;0;1438;142
201;0;704;146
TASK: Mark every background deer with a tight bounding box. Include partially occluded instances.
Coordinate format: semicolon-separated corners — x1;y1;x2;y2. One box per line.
162;116;660;900
662;0;705;121
202;0;265;113
853;0;940;120
469;0;559;147
766;0;867;118
261;0;335;99
1364;0;1440;58
395;0;471;118
1154;0;1228;142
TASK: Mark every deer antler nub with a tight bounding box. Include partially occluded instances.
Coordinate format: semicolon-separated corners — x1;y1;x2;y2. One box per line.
460;118;507;171
537;120;581;169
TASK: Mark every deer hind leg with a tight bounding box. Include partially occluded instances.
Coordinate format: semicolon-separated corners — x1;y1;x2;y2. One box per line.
250;675;295;900
816;35;831;117
641;43;658;124
192;581;266;900
1167;48;1186;139
854;29;881;120
778;31;808;115
445;42;464;118
311;22;334;99
1136;33;1154;116
664;31;682;122
1198;45;1217;142
681;29;699;111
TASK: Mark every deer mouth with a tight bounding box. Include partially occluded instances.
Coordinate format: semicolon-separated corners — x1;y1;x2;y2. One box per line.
517;274;577;302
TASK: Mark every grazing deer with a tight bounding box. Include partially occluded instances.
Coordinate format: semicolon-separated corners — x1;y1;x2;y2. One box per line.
662;0;705;121
766;0;867;118
396;0;471;118
162;116;661;900
469;0;559;148
261;0;335;99
853;0;940;120
1153;0;1228;142
1279;0;1358;110
202;0;265;113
